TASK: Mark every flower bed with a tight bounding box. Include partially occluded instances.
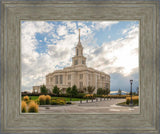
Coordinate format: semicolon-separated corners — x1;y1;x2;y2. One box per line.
51;98;66;105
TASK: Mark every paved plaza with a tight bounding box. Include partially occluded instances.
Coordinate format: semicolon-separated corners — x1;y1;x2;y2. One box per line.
39;99;139;114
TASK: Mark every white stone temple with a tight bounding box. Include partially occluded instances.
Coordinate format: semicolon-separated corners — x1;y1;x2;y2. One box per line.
33;29;110;94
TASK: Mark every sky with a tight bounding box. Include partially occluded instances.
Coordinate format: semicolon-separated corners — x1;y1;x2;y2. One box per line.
21;21;139;93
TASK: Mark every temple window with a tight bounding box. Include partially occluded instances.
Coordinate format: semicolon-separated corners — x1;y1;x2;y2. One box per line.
68;82;71;87
77;49;78;56
60;75;63;84
80;74;83;79
68;74;71;80
55;75;58;84
75;60;78;65
80;82;83;89
89;74;91;80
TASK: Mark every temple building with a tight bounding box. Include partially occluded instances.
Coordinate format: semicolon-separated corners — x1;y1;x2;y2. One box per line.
33;29;110;94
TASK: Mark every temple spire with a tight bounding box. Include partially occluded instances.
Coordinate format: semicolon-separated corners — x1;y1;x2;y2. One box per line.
79;29;80;42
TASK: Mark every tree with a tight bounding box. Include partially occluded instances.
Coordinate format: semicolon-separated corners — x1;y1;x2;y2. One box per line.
83;87;87;93
118;89;122;96
105;88;110;96
136;87;139;95
52;85;60;96
66;87;71;94
40;84;48;94
66;87;72;101
132;92;137;95
97;88;103;95
87;86;95;94
71;85;78;97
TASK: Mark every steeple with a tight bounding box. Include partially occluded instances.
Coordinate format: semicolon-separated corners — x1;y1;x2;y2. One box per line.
77;29;82;47
72;29;86;66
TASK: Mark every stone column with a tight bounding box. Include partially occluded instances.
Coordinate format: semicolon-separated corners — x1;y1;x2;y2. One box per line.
64;73;67;87
92;73;97;94
71;72;76;87
83;71;88;88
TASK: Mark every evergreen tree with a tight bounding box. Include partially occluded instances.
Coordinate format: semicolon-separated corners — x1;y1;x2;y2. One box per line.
52;85;60;96
40;84;48;94
66;87;71;95
105;88;110;95
87;86;95;94
136;87;139;95
66;87;72;101
71;85;78;97
118;89;122;96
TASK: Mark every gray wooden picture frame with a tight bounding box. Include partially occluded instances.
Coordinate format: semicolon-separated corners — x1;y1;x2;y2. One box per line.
1;0;159;133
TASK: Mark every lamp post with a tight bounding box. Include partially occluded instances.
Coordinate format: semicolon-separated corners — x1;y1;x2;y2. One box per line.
130;80;133;105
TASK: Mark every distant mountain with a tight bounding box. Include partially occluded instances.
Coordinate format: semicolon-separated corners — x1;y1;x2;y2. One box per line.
110;90;129;95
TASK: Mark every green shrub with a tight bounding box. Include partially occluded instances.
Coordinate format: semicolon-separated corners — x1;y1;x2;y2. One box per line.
126;99;130;105
59;93;70;97
51;100;58;105
51;99;66;105
57;99;66;105
75;93;85;98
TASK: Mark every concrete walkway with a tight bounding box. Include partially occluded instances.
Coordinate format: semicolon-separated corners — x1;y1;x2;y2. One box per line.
39;99;139;114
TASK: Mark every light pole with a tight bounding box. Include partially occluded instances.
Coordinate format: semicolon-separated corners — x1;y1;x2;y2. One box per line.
130;80;133;105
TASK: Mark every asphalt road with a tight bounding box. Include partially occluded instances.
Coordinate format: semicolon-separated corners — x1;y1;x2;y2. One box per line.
39;99;139;114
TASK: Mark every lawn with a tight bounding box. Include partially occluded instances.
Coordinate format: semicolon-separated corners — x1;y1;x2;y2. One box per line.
22;96;86;101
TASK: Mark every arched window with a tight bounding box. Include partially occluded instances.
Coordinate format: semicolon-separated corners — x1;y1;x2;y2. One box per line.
75;60;78;65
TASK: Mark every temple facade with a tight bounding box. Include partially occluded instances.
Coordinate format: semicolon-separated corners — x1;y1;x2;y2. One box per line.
33;29;110;94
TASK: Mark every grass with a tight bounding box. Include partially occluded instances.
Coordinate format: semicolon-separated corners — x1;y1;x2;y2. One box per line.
116;102;127;106
22;96;87;101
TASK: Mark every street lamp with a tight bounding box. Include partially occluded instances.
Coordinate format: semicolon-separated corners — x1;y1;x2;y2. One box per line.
130;80;133;105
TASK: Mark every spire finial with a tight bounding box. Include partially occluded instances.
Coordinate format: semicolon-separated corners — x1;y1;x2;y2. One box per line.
79;29;80;42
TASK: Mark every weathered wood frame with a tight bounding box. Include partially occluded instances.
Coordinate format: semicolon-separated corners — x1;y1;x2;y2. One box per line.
1;0;159;133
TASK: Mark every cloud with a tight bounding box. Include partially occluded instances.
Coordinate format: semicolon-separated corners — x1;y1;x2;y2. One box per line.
110;70;139;92
86;24;139;76
57;25;68;36
108;35;111;39
94;21;119;30
21;21;54;91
